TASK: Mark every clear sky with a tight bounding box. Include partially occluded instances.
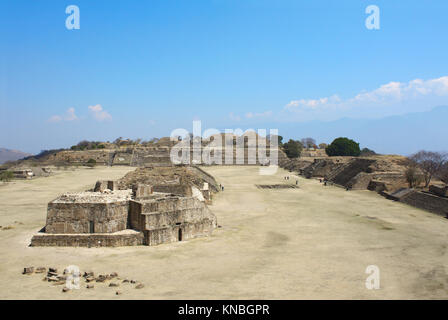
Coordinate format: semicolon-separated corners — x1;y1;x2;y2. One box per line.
1;0;448;154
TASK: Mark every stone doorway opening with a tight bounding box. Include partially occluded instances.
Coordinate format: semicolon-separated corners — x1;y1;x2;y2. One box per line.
178;228;183;241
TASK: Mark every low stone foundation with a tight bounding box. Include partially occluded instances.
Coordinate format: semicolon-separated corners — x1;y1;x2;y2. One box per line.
429;185;448;198
30;230;144;247
400;191;448;217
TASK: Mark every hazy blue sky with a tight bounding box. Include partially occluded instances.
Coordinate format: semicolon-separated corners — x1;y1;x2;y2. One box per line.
1;0;447;154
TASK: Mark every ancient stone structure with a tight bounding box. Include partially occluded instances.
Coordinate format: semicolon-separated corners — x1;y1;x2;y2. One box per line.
284;156;409;192
300;148;328;158
44;190;132;234
31;181;217;247
12;168;34;179
38;133;281;167
30;230;144;247
118;165;220;200
128;186;217;246
279;154;447;218
429;184;448;198
381;187;448;217
325;159;376;189
399;191;448;217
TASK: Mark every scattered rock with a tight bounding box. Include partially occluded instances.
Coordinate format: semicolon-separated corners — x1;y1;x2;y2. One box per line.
22;267;34;275
110;272;118;278
83;271;94;278
47;271;58;277
122;279;129;283
109;282;119;287
35;267;46;274
49;267;57;273
85;276;95;282
115;290;122;295
135;283;144;289
96;275;107;282
53;280;66;286
130;280;136;284
62;287;70;293
86;284;94;289
47;276;59;282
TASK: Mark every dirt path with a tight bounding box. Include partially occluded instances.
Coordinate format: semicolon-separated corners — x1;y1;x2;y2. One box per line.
0;166;447;299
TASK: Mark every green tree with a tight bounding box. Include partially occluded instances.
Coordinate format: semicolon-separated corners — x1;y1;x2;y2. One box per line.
325;137;361;156
283;139;303;158
86;158;97;168
0;170;14;182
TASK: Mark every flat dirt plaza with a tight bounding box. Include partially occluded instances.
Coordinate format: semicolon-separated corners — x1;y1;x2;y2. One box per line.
0;166;447;299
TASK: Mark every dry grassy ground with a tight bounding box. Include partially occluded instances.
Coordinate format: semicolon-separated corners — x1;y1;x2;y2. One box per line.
0;166;447;299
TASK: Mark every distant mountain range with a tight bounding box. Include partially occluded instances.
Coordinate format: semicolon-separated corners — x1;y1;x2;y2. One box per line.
245;105;448;156
0;148;32;165
2;106;447;160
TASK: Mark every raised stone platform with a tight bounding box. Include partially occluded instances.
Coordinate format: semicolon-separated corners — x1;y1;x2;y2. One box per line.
30;229;144;247
45;190;132;234
31;180;217;247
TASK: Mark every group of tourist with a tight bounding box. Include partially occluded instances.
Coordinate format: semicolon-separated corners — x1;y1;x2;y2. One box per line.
284;176;299;186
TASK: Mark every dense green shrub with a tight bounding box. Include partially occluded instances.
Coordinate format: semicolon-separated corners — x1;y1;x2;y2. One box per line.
86;158;97;168
0;170;14;182
325;137;361;156
283;139;303;158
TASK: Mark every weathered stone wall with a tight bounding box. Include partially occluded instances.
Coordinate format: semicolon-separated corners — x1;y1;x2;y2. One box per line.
329;159;376;187
368;180;387;192
429;185;448;197
400;191;448;217
129;196;216;230
30;230;144;247
349;172;374;190
128;195;217;246
301;159;342;179
50;150;112;165
187;166;220;192
128;147;172;167
142;206;214;231
45;201;129;234
153;184;191;196
112;152;133;165
94;180;119;192
144;220;215;246
12;169;34;179
300;149;328;157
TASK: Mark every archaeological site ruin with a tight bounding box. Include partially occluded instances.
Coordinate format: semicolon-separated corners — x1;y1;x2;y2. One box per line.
8;132;447;249
31;170;218;247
